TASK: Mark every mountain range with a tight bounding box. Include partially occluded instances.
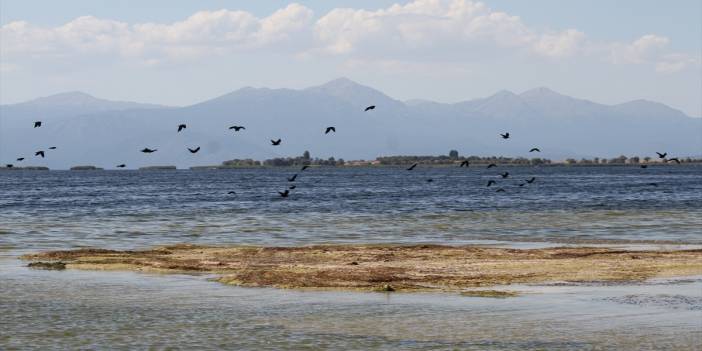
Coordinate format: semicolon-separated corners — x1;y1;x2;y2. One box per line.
1;78;700;169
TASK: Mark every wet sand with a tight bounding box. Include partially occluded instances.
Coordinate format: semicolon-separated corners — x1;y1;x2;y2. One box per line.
22;244;702;292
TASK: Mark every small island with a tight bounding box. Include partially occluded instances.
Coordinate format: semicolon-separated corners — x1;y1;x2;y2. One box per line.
70;165;104;171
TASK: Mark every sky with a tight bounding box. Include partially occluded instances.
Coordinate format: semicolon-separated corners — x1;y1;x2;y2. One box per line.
1;0;700;116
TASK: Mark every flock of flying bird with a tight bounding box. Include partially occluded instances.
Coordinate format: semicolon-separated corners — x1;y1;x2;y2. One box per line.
6;103;682;196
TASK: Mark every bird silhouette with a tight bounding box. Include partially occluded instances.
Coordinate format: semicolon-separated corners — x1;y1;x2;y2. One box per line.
519;183;526;187
667;158;680;164
227;191;236;195
229;126;245;131
656;152;667;159
287;174;298;182
35;151;45;158
529;148;540;152
496;188;506;192
116;164;126;168
301;165;310;171
525;177;536;184
487;180;497;187
500;132;510;139
407;163;418;171
178;124;186;132
279;189;290;197
141;148;157;153
460;160;469;167
6;164;13;168
271;139;281;146
188;146;200;154
487;163;497;169
640;165;648;169
48;147;57;150
325;127;336;134
500;172;509;178
34;121;41;128
364;105;376;111
426;178;434;183
648;183;658;187
16;157;24;161
289;185;297;190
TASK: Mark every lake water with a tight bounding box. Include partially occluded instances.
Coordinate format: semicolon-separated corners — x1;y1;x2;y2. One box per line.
1;166;701;350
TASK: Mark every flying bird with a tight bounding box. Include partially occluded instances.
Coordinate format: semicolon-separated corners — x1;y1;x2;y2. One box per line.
48;147;57;150
34;121;41;128
487;163;497;169
496;188;506;192
640;165;648;169
364;105;376;111
287;174;298;182
289;185;297;190
500;172;510;178
525;177;536;184
301;165;310;171
16;158;24;161
519;183;526;187
227;191;237;195
35;151;45;158
279;189;290;197
667;158;680;164
6;164;13;168
460;160;469;167
116;164;126;168
500;132;510;139
188;146;201;154
426;178;434;183
487;180;497;187
406;163;418;171
529;148;540;152
141;148;157;153
271;139;282;146
648;183;658;187
178;124;186;132
656;152;667;159
325;127;336;134
229;126;245;131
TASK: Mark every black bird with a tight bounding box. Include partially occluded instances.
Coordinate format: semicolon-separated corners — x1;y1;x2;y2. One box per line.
16;157;24;161
116;164;126;168
301;165;310;171
6;164;13;168
668;158;680;164
500;172;509;178
460;160;469;167
426;178;434;183
325;127;336;134
229;126;245;131
500;132;510;139
279;189;290;197
519;183;526;187
227;191;237;195
178;124;186;132
529;148;540;152
487;163;497;169
364;105;376;111
287;174;298;182
656;152;667;159
141;148;157;153
48;146;57;150
35;151;45;158
188;146;200;154
525;177;536;184
34;121;41;128
640;165;648;169
406;163;418;171
496;188;506;192
649;183;658;187
271;139;282;146
487;180;497;187
289;185;296;190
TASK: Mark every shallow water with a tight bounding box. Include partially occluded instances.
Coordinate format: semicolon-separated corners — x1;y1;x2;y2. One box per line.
1;166;701;349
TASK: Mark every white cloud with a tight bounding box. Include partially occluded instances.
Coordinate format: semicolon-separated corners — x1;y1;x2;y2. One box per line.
0;0;694;73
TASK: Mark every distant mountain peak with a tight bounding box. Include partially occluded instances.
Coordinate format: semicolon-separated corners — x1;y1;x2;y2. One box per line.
519;86;565;99
306;77;402;107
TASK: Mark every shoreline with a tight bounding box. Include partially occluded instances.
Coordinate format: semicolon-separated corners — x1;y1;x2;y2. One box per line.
21;244;702;293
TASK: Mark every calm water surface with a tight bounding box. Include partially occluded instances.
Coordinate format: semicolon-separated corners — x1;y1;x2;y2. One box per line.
1;166;701;350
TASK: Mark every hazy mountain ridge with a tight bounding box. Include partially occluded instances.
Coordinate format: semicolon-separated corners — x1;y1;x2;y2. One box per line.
1;78;699;169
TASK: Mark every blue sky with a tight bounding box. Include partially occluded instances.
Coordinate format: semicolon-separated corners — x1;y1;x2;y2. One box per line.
1;0;700;116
